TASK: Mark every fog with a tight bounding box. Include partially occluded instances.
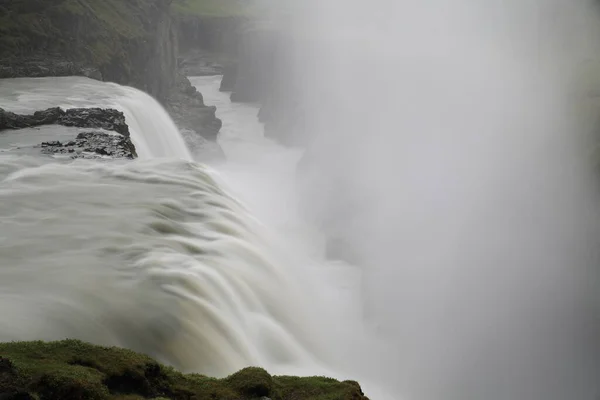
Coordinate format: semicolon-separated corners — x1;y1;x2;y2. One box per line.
284;0;600;398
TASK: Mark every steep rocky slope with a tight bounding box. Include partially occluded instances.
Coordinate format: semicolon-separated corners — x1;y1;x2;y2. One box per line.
0;0;223;147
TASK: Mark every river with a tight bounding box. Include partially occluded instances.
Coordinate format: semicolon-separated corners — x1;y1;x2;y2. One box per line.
0;75;394;399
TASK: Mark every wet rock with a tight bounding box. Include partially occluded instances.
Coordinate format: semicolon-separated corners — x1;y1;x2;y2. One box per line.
0;107;63;130
0;107;129;136
180;128;225;162
0;58;102;80
178;50;224;76
61;108;129;136
166;73;223;144
219;63;238;92
40;131;137;159
41;141;62;147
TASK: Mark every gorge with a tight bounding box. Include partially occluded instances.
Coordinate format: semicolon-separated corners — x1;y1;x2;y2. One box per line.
1;1;600;400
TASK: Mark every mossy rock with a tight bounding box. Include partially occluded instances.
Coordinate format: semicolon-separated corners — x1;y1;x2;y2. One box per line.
225;366;272;397
0;340;369;400
0;0;174;98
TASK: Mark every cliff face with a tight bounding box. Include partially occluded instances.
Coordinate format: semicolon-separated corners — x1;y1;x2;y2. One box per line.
218;26;307;146
0;0;224;148
0;0;176;101
229;28;279;103
177;16;241;56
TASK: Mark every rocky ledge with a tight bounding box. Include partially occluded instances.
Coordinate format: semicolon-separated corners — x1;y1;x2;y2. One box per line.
0;340;369;400
167;73;223;143
0;107;136;159
0;107;129;136
0;57;102;80
178;50;225;77
41;131;137;159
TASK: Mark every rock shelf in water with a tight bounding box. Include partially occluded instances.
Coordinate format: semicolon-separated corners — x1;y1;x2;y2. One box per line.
0;340;369;400
0;107;130;136
41;131;137;160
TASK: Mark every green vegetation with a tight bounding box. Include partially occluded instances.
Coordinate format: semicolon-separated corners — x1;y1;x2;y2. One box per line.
0;0;177;99
0;340;369;400
0;0;168;62
171;0;256;17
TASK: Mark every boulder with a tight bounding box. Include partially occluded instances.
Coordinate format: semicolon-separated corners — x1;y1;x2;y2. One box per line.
40;131;137;159
0;107;130;136
60;108;129;136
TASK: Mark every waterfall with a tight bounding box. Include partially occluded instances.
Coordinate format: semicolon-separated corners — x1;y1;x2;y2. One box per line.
0;77;333;379
0;77;191;160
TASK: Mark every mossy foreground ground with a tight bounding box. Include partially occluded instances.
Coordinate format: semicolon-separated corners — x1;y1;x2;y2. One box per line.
0;340;369;400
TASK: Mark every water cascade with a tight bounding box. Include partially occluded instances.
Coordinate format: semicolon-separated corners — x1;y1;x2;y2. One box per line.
0;77;191;160
0;77;342;382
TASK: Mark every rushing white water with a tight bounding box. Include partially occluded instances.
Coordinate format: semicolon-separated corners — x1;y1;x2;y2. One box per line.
0;76;392;398
2;3;600;397
0;77;191;160
191;76;396;399
0;155;328;375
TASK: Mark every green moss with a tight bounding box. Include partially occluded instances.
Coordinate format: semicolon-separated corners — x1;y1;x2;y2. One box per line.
171;0;256;17
226;366;272;397
0;340;369;400
273;376;369;400
0;0;166;72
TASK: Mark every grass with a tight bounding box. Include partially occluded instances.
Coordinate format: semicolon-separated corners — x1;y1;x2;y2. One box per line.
0;340;370;400
0;0;166;63
171;0;257;18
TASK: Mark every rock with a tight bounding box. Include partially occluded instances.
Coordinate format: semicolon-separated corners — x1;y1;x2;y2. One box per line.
0;107;129;137
60;108;129;136
40;131;137;159
0;107;62;130
41;141;62;148
180;128;225;162
166;73;223;143
219;63;238;92
0;58;103;81
178;50;224;76
225;367;273;398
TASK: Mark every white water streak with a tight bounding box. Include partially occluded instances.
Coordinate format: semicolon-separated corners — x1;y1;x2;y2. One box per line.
0;77;191;160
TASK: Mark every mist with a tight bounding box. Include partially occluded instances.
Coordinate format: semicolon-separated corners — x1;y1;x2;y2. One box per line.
285;0;600;398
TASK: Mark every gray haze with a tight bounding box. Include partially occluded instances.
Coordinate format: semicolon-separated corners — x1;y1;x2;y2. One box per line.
288;0;600;399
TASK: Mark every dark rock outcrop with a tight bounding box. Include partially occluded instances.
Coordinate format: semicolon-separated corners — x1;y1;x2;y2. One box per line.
0;58;102;80
61;108;129;136
217;26;306;146
178;49;225;77
40;131;137;159
167;74;222;142
219;63;238;91
0;107;129;136
0;106;136;159
0;0;230;152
